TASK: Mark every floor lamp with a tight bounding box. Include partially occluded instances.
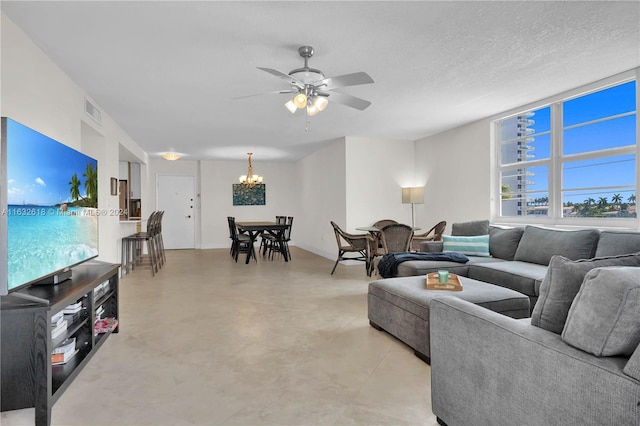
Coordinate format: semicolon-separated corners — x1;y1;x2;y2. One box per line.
402;187;424;229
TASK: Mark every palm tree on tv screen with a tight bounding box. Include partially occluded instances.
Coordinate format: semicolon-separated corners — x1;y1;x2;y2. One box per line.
68;163;98;208
68;173;81;203
82;163;97;207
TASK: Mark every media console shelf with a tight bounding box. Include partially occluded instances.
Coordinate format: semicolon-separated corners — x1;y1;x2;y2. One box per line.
0;261;120;426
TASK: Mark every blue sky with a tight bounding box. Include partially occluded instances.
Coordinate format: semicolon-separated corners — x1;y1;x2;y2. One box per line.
527;80;636;204
6;119;97;206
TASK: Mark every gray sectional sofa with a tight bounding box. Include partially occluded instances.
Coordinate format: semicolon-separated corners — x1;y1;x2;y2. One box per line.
430;264;640;425
393;220;640;310
389;220;640;425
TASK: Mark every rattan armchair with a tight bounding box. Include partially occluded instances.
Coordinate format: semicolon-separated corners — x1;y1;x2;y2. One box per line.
330;221;375;276
371;219;398;255
410;220;446;251
380;223;414;254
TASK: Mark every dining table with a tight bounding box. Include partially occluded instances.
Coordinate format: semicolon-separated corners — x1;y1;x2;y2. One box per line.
235;221;290;264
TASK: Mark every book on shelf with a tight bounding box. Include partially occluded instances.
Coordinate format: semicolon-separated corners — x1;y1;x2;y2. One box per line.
51;349;79;365
51;311;64;325
63;301;83;314
94;317;118;335
52;337;76;355
51;319;68;339
95;305;105;319
64;311;82;324
93;281;110;300
52;314;65;328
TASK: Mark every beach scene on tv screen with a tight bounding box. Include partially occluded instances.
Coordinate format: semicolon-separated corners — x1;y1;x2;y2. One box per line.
6;119;98;290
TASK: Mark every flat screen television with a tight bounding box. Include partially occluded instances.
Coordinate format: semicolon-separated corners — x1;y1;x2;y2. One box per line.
1;117;99;295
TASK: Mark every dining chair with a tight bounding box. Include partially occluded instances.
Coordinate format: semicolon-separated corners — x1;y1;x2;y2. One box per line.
330;221;374;276
371;219;398;256
380;223;414;254
373;219;398;228
265;216;293;260
411;220;446;251
227;216;255;262
260;215;286;255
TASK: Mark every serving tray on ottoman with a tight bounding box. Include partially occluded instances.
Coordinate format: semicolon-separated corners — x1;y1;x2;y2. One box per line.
426;273;463;291
368;275;530;363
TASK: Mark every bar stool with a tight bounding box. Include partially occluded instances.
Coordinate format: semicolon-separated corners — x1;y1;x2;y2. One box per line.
122;211;160;276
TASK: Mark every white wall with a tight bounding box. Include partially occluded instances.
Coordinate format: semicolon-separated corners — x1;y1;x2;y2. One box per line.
294;138;347;258
414;118;492;235
1;13;148;265
345;136;417;231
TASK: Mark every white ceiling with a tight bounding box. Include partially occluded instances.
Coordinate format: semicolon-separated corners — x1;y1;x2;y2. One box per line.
2;1;639;162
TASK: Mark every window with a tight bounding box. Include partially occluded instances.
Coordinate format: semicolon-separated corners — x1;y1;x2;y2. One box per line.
496;78;637;222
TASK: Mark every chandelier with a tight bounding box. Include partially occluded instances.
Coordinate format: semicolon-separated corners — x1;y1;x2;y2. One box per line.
238;152;263;188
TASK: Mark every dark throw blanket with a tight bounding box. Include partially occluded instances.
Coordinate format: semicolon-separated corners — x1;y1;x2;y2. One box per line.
377;252;469;278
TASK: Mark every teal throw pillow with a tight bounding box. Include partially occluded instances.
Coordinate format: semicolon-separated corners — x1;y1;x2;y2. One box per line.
443;235;490;257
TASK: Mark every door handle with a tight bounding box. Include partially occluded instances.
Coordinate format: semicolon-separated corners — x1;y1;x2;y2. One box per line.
186;215;191;218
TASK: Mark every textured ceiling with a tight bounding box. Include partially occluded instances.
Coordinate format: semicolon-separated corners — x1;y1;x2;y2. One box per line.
2;1;639;162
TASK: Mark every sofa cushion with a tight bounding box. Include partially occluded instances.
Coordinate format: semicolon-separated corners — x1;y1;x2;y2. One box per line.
396;256;505;277
420;241;443;252
451;220;489;236
513;226;600;266
562;267;640;357
595;230;640;257
443;235;490;257
489;226;524;260
467;260;547;298
531;253;640;334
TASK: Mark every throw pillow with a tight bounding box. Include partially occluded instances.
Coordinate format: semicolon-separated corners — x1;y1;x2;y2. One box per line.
562;267;640;357
443;235;491;257
531;253;640;334
513;225;600;266
451;220;489;236
489;226;524;261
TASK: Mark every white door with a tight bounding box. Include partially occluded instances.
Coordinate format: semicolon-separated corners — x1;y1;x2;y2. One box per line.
157;175;195;249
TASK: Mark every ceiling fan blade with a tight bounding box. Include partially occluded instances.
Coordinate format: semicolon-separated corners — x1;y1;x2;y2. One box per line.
317;72;374;90
234;89;294;100
257;67;304;89
321;91;372;111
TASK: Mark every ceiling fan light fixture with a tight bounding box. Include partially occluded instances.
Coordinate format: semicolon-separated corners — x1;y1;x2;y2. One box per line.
314;96;329;111
307;104;320;116
284;100;297;113
293;92;307;108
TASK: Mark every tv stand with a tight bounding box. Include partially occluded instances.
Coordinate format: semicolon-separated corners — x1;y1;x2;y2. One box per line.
10;291;50;305
0;261;119;426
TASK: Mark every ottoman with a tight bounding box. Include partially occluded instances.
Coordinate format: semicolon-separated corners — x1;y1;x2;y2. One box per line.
368;275;530;363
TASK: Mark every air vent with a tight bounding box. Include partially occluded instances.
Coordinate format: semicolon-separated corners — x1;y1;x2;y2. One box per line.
84;97;102;124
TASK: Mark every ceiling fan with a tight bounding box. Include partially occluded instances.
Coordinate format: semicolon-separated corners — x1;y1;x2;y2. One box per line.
253;46;374;116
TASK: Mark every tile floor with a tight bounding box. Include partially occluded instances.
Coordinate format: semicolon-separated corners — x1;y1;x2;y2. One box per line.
1;247;439;425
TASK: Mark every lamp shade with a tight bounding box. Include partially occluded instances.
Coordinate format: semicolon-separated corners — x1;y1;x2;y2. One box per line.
402;187;424;204
293;93;307;108
284;100;297;113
